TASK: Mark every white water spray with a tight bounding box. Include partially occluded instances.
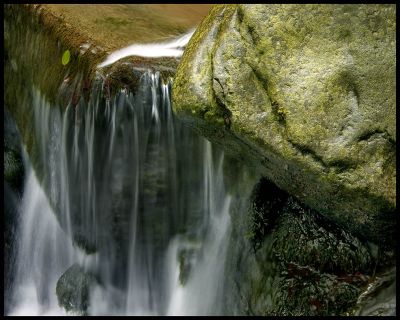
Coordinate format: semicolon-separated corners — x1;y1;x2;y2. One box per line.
9;169;74;316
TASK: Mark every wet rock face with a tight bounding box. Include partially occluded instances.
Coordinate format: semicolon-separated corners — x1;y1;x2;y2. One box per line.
173;4;396;246
247;177;288;251
273;198;373;275
271;264;361;316
269;198;373;316
232;178;377;316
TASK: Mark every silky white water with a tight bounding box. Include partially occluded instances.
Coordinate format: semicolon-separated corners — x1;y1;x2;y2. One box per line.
8;71;233;316
97;30;195;68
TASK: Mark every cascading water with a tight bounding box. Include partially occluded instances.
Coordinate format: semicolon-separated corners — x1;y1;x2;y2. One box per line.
8;70;235;316
8;168;75;316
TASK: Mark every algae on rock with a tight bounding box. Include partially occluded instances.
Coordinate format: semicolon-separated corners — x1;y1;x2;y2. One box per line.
173;4;396;246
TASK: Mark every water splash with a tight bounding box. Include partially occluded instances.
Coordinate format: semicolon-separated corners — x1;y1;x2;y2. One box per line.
9;168;75;316
166;142;232;315
97;30;195;68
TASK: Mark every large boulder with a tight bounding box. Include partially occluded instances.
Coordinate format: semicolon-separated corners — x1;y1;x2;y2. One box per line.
172;4;396;246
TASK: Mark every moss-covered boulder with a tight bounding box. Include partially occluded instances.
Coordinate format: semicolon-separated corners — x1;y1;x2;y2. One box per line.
173;4;396;246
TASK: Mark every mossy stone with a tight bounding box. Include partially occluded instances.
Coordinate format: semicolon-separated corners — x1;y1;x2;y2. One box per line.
173;4;396;246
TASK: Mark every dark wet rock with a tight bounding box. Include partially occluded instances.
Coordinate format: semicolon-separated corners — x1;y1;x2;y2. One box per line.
349;267;396;316
273;197;373;275
247;177;288;251
269;263;361;316
178;247;197;286
56;264;98;315
4;108;25;194
225;175;377;316
4;182;20;315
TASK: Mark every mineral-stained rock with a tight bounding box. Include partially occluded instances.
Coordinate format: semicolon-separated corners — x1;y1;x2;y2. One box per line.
172;4;396;246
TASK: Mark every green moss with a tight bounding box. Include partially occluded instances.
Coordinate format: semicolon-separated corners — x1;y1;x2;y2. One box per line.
172;4;396;246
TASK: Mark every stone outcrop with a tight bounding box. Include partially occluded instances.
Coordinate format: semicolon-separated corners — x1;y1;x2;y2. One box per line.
173;4;396;246
223;174;380;316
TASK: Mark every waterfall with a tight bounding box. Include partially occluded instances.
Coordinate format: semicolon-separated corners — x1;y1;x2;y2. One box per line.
8;70;233;316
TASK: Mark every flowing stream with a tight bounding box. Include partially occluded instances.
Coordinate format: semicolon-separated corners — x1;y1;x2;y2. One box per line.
8;70;234;316
5;9;396;317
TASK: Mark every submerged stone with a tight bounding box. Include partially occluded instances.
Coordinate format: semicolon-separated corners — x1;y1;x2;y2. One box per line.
173;4;396;246
56;264;98;315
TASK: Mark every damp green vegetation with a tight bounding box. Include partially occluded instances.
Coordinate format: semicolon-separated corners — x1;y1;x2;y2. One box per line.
62;50;71;65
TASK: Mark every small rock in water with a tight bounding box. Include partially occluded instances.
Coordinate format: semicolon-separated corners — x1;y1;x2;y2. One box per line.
56;264;98;315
